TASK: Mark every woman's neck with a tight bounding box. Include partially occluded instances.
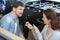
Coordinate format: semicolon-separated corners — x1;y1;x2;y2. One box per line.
46;24;53;36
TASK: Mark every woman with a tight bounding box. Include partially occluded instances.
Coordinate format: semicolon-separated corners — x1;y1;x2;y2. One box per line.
25;8;60;40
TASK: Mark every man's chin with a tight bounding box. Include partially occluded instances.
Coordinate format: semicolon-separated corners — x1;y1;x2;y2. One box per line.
18;15;22;17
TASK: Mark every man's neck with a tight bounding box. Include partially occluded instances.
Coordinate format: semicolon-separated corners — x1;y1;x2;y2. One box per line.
12;11;18;18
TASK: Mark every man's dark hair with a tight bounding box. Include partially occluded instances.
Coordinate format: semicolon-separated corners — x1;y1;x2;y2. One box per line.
12;1;24;8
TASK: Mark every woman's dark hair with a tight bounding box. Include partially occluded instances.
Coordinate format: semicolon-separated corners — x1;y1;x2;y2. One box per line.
43;8;60;30
12;1;24;8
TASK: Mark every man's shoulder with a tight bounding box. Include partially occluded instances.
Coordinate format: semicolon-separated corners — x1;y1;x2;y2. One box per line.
4;12;12;18
1;12;13;22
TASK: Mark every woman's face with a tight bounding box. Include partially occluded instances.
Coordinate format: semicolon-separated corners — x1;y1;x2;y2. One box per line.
42;13;51;24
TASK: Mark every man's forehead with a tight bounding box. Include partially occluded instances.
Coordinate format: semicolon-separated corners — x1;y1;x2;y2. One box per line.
17;6;25;9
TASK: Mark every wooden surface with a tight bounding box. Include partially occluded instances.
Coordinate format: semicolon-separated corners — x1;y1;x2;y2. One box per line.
0;27;25;40
28;30;35;40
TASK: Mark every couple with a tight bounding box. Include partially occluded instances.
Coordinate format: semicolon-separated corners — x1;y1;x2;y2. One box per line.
0;1;60;40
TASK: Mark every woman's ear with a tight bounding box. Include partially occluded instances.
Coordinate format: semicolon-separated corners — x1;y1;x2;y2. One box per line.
49;19;51;23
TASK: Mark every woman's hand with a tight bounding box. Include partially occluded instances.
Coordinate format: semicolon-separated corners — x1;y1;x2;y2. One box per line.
25;22;43;40
33;25;43;40
25;21;33;30
25;21;40;33
33;24;40;34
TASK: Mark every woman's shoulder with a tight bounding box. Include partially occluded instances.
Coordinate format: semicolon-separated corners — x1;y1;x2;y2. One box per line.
49;30;60;40
53;30;60;37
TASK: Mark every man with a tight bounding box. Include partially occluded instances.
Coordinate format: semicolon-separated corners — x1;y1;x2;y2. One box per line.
0;1;25;39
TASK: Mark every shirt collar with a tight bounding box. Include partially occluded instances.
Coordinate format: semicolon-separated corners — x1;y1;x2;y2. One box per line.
10;11;18;20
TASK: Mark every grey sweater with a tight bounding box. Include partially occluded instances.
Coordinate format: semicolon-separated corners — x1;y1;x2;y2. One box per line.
32;25;60;40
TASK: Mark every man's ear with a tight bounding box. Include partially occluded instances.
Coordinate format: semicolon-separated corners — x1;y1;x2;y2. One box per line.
13;7;16;12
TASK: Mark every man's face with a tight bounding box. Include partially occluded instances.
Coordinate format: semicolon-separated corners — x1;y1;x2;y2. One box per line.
14;6;24;17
